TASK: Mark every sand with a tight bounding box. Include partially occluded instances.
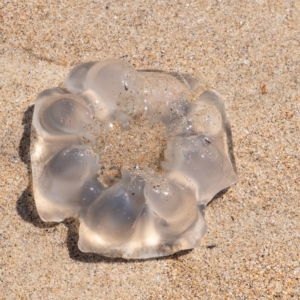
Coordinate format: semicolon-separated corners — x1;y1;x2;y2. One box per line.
0;0;299;299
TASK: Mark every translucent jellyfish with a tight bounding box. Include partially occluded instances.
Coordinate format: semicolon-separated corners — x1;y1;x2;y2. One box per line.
30;59;237;259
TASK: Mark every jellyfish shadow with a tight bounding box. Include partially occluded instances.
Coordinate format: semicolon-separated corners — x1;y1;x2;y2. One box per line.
16;105;192;263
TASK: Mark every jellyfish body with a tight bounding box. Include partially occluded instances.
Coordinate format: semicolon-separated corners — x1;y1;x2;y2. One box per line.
31;59;237;259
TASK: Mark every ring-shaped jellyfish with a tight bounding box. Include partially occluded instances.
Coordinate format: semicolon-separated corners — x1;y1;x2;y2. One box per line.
31;59;237;259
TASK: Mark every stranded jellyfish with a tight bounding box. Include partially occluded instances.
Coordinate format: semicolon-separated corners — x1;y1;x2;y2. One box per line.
30;59;237;259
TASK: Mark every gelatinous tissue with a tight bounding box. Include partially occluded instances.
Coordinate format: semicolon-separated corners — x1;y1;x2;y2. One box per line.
30;59;237;259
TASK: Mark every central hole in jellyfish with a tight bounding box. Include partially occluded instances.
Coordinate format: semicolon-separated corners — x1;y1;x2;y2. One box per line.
90;115;168;187
62;60;185;188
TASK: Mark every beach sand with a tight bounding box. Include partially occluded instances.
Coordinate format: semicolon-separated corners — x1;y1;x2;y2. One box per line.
1;1;299;299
